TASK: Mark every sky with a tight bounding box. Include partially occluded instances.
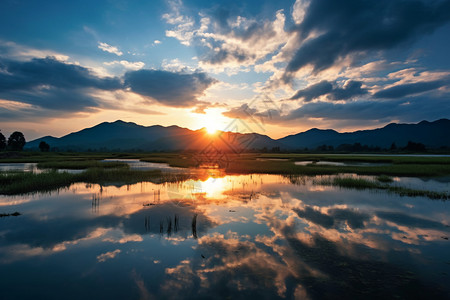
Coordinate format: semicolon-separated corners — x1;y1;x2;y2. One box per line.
0;0;450;140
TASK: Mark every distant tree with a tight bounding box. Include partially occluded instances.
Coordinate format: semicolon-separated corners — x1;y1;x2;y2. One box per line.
0;131;6;151
390;142;397;151
316;144;328;152
353;143;363;152
39;141;50;152
271;146;280;153
7;131;26;151
403;141;426;152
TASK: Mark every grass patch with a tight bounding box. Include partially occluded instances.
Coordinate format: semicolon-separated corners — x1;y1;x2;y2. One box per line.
0;171;77;195
0;169;190;195
37;160;129;170
317;177;449;200
376;175;394;183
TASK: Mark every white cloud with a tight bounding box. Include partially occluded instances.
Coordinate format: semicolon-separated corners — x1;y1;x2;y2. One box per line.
104;60;145;70
98;42;123;56
0;40;70;62
292;0;311;24
162;3;289;74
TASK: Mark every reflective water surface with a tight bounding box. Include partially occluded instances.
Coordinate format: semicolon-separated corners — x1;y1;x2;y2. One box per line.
294;161;391;167
102;159;186;172
1;173;449;299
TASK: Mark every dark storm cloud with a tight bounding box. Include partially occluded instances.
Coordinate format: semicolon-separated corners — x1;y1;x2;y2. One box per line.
0;89;100;111
0;56;121;92
0;56;121;113
328;80;368;100
290;80;332;101
224;93;450;126
290;80;367;101
0;56;218;119
200;46;252;65
124;69;216;107
193;5;282;65
286;96;450;122
285;0;450;77
373;80;448;99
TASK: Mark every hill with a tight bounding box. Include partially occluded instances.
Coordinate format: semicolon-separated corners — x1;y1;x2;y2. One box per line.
279;119;450;149
25;119;450;151
25;120;281;152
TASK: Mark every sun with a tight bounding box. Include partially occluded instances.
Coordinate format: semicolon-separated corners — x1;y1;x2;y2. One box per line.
206;124;219;134
193;108;227;135
202;112;221;134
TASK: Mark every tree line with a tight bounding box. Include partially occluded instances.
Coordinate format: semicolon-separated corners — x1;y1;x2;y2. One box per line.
0;131;26;151
0;131;51;152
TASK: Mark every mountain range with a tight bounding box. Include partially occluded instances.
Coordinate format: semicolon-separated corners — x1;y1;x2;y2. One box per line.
25;119;450;151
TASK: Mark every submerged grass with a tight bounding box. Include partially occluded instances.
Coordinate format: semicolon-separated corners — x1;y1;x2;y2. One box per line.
317;176;449;200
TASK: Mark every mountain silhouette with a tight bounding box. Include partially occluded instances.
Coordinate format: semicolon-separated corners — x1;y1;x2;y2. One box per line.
25;120;281;151
279;119;450;149
25;119;450;151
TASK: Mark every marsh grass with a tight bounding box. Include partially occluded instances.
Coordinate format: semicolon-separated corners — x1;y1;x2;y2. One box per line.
137;154;450;177
317;177;449;200
376;175;394;183
259;153;450;165
0;168;190;195
37;160;128;170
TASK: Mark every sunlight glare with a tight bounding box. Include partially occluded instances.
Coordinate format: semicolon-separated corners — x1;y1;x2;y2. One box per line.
201;111;222;134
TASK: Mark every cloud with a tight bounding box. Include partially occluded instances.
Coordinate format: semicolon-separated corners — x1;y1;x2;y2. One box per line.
163;1;288;72
328;80;368;100
124;69;217;107
290;80;367;101
0;57;121;92
0;56;121;112
290;80;332;101
374;80;448;99
223;93;450;128
284;0;450;79
0;40;70;62
98;42;123;56
104;60;145;70
285;96;450;122
222;103;258;119
0;55;219;119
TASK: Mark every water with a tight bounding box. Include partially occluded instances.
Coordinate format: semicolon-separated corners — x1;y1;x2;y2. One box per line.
0;174;449;299
0;160;180;174
102;159;186;172
0;162;40;173
0;163;83;174
294;161;391;166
